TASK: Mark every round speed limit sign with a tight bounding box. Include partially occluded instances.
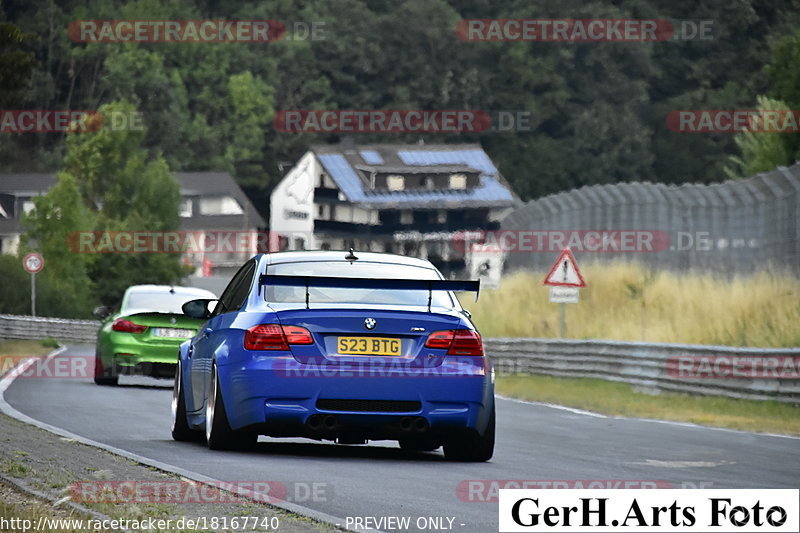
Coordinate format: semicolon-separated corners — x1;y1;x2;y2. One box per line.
23;252;44;274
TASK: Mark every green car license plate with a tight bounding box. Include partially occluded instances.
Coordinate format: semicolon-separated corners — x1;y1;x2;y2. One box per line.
153;328;194;339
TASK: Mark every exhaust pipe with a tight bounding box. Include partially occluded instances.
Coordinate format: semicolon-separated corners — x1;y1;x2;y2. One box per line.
400;417;413;431
414;418;428;432
307;414;322;429
323;415;337;429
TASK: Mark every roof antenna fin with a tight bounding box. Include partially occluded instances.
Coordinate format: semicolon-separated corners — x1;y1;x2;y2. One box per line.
345;248;359;262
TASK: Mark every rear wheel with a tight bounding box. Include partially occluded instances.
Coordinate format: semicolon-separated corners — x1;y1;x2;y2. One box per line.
205;363;256;450
443;406;495;462
93;352;118;386
171;361;201;441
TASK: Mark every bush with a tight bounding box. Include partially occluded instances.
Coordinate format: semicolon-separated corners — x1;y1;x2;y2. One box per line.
0;255;93;318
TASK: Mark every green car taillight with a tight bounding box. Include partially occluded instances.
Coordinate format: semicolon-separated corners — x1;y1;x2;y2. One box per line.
111;318;147;334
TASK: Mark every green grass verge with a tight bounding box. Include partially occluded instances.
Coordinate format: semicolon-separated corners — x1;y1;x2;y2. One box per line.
0;339;58;376
0;500;85;533
0;339;57;358
464;263;800;347
496;373;800;435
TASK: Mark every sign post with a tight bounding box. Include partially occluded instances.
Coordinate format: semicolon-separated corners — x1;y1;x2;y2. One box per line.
543;248;585;338
23;253;44;317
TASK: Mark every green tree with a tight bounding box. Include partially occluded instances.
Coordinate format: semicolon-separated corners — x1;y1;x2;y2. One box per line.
0;255;31;315
724;95;795;178
765;28;800;163
0;22;36;107
224;71;275;181
24;100;186;311
21;172;95;317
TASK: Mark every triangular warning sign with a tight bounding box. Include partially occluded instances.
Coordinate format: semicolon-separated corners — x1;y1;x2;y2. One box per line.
543;248;586;287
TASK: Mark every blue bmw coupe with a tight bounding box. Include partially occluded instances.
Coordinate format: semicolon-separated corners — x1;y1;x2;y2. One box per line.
171;250;495;461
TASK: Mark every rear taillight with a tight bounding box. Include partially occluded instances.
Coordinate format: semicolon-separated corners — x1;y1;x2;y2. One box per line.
449;329;484;356
244;324;313;351
424;330;454;349
282;325;314;345
424;329;484;356
245;324;287;350
111;318;147;334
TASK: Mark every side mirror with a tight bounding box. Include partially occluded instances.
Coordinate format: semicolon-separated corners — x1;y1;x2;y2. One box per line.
182;299;217;319
93;306;112;319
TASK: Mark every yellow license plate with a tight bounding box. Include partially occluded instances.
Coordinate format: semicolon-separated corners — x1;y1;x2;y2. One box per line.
337;337;401;356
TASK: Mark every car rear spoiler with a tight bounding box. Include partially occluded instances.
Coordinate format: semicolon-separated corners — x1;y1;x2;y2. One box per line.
259;274;480;311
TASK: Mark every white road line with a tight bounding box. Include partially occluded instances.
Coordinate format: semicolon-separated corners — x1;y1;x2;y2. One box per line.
0;347;383;533
495;395;800;440
496;394;608;418
2;346;798;533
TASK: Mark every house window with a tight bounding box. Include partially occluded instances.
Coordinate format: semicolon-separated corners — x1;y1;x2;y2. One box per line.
400;210;413;225
179;198;193;218
317;204;326;219
449;174;467;190
199;196;244;215
22;200;36;214
387;175;405;191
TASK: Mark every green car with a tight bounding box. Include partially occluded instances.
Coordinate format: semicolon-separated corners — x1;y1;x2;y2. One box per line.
94;284;217;385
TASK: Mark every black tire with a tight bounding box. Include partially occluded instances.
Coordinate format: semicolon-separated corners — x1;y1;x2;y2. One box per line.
205;363;256;450
93;353;118;386
443;405;495;462
171;361;201;442
399;438;441;452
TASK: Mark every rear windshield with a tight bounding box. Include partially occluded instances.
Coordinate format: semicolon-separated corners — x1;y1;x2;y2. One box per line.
123;290;208;314
265;261;455;308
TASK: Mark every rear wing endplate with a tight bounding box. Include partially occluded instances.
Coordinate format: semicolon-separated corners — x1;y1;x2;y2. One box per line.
259;274;480;310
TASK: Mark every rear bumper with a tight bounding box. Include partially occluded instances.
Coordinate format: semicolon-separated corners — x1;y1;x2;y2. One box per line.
98;334;184;367
216;353;495;439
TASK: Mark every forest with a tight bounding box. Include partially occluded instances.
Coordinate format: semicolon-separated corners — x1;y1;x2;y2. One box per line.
2;0;799;209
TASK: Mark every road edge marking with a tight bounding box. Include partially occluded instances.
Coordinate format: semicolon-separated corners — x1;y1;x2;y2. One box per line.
0;346;384;533
495;395;800;440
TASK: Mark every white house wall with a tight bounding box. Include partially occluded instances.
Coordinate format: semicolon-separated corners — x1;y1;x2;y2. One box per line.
270;150;318;249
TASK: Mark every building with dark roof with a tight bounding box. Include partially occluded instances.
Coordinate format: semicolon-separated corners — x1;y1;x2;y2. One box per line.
269;143;518;276
0;171;265;275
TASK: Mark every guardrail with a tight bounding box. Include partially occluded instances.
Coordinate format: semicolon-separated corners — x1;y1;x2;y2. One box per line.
486;338;800;404
0;314;100;344
2;314;798;403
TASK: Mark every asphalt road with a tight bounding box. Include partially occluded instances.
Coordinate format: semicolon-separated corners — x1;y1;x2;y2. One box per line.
5;345;800;533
